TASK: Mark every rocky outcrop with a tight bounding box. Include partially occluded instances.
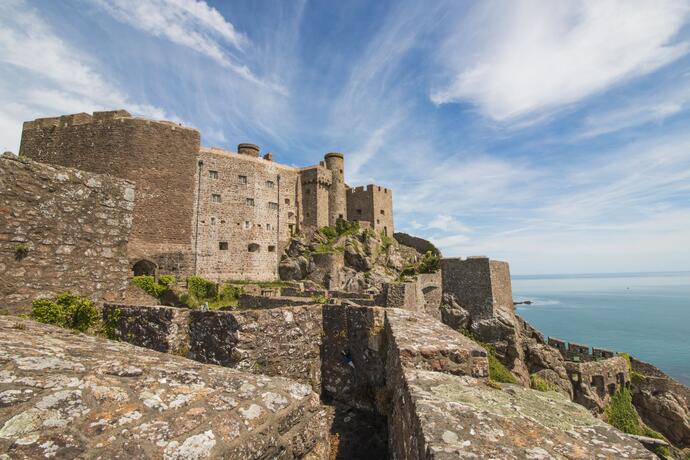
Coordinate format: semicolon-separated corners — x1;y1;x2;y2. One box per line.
631;357;690;448
0;316;330;459
279;228;417;293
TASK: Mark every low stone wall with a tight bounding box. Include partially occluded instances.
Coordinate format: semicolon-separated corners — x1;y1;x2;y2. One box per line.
103;304;323;392
320;304;387;411
0;316;330;459
238;294;318;309
566;356;630;412
548;337;616;362
0;155;135;313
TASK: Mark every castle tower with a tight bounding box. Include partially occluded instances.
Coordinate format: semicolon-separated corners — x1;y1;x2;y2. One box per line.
324;152;346;226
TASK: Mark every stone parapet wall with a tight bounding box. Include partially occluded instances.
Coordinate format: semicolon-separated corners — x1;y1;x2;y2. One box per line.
19;110;200;277
547;337;616;362
565;356;630;413
0;316;330;459
1;156;135;314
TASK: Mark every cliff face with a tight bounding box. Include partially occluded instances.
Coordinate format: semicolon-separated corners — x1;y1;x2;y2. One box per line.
630;357;690;448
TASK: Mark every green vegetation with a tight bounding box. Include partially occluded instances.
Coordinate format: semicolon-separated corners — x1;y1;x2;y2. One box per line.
14;243;29;261
187;275;217;300
158;275;176;287
311;293;329;304
605;387;670;457
31;292;100;332
417;250;441;273
318;225;338;240
457;328;517;384
530;374;555;392
335;220;360;236
181;276;244;309
380;231;394;250
131;275;168;298
102;307;121;340
398;251;442;280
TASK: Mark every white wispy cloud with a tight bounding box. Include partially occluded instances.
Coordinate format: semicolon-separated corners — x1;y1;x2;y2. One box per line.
0;0;174;151
430;0;690;121
94;0;287;94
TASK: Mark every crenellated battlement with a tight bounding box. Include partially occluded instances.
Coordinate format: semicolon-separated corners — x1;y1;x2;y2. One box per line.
547;337;616;362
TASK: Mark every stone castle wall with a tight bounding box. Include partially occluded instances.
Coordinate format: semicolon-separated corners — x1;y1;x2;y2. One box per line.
324;153;346;226
0;155;134;313
19;110;200;277
300;166;331;229
346;184;394;235
441;257;496;320
195;148;301;281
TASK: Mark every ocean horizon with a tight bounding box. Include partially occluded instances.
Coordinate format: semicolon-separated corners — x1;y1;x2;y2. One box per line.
512;270;690;386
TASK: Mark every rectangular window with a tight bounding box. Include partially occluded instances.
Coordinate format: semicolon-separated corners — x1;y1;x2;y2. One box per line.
268;245;276;252
246;198;255;206
239;175;247;184
212;194;221;203
244;221;251;229
266;223;272;230
266;180;275;188
269;202;278;210
219;242;228;250
284;198;290;205
357;209;362;215
380;209;385;215
209;170;218;179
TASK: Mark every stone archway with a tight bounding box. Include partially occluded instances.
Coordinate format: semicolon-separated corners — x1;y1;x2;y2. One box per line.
132;259;157;277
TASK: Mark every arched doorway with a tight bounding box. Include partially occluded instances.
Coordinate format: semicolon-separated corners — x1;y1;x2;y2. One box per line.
132;259;157;277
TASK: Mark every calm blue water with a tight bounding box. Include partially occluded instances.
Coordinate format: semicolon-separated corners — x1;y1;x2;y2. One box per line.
513;272;690;386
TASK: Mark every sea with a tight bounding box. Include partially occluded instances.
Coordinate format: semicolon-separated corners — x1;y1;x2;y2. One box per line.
512;271;690;386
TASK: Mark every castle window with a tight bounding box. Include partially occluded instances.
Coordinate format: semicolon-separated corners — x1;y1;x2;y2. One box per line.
266;223;271;230
340;169;343;174
212;194;221;203
339;214;343;219
378;186;381;191
289;224;295;235
288;211;294;219
285;198;290;205
377;219;380;224
305;188;310;195
268;245;276;252
219;242;228;250
239;175;247;184
244;221;251;229
220;220;225;224
248;243;260;252
306;212;310;217
269;202;278;210
246;198;255;206
356;209;362;215
210;217;216;225
266;180;275;188
209;170;218;179
380;209;385;215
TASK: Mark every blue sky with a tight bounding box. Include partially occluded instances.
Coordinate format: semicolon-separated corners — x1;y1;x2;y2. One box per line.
2;0;690;275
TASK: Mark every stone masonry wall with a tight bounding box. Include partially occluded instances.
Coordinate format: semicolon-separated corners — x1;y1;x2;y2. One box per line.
441;257;495;320
19;110;200;277
346;184;394;236
300;166;331;229
195;148;301;281
104;305;323;392
0;156;134;314
324;153;346;226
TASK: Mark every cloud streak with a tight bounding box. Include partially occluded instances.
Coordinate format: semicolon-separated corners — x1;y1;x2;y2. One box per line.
431;0;690;121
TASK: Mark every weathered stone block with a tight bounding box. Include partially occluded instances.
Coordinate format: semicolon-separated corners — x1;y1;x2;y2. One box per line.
0;316;330;459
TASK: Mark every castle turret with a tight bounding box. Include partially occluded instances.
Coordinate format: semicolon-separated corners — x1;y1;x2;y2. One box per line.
324;152;346;226
238;143;260;157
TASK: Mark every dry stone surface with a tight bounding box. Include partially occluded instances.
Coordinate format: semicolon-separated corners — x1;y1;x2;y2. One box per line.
0;316;330;459
395;370;656;459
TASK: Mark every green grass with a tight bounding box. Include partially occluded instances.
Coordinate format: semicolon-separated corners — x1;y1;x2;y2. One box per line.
530;374;556;392
604;387;671;457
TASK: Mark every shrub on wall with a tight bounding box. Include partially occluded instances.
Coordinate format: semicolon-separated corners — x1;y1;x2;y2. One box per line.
418;251;441;274
131;276;167;298
187;276;217;301
31;292;99;332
